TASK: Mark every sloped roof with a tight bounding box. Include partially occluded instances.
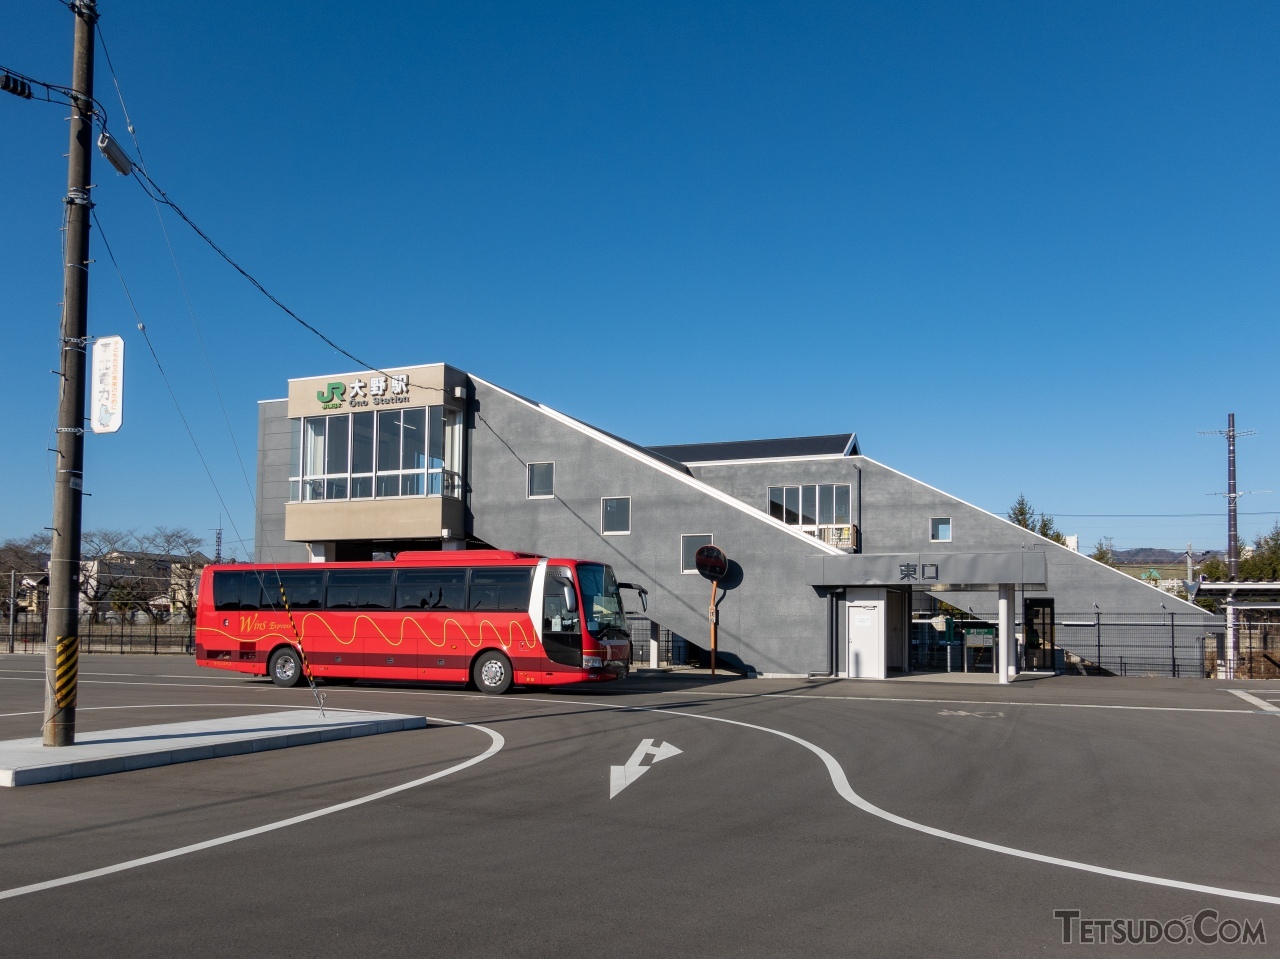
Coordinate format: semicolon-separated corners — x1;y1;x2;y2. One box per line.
647;432;859;464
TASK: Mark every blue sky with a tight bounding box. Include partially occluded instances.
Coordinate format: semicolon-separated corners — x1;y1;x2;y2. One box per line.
2;1;1276;558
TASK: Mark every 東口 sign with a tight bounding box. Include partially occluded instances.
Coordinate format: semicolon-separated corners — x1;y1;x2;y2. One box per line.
90;335;124;434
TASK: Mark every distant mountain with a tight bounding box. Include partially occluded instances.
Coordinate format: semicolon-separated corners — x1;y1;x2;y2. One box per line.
1113;548;1222;565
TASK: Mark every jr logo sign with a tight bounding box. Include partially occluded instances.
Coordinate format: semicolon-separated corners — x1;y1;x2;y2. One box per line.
316;382;346;409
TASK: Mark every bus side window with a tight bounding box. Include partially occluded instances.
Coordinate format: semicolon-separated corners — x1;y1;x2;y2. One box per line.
396;569;466;610
241;571;266;611
326;570;394;610
272;571;324;610
469;568;533;612
213;571;242;612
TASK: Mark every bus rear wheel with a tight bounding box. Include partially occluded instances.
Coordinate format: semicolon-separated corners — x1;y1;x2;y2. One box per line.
269;647;304;688
472;651;512;695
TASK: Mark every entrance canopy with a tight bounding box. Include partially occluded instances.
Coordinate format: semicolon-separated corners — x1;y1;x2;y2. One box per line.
805;551;1047;589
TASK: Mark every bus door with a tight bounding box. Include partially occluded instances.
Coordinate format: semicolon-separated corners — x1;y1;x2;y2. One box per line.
396;566;469;682
540;565;583;679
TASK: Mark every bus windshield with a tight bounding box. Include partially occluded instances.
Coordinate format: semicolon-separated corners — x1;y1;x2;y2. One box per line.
577;563;628;638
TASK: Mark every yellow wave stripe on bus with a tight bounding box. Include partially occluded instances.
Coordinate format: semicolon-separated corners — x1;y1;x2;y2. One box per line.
479;619;504;649
399;617;445;649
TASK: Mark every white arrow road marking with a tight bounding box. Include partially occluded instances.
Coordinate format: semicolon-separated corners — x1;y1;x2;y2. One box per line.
609;738;682;798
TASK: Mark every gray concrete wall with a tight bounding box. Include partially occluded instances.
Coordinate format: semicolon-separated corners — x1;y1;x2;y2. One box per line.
691;454;1213;622
467;379;841;675
253;371;1213;676
255;400;308;564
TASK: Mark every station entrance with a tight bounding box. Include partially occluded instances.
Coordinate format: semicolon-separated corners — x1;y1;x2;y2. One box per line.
908;609;999;674
1022;598;1057;671
807;549;1048;683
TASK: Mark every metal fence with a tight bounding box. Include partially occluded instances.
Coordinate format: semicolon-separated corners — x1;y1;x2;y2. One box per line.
627;615;689;668
1053;613;1218;678
5;617;195;655
911;612;1227;679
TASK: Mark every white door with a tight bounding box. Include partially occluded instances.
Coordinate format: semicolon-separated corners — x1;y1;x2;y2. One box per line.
847;603;885;679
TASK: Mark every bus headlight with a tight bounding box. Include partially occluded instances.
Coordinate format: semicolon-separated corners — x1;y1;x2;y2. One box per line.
582;655;603;669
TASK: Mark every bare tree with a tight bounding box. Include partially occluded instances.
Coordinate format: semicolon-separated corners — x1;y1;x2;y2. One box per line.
79;529;141;622
0;533;51;623
143;527;209;622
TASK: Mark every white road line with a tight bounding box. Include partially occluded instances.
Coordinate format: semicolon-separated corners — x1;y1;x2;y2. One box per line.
0;703;388;720
0;716;504;902
4;685;1278;905
0;669;219;680
643;704;1280;906
1225;689;1280;712
394;690;1280;907
0;677;266;690
655;689;1254;714
0;674;1259;715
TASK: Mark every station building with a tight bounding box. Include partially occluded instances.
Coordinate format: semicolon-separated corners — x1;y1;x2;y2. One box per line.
254;363;1216;680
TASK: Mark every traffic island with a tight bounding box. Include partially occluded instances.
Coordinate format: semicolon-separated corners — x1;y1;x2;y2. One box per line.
0;709;427;787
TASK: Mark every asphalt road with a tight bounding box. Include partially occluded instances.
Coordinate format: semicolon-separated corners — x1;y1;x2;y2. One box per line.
1;655;1278;957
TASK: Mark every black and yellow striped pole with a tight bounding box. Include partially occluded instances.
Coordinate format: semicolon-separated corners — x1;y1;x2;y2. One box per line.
275;579;325;715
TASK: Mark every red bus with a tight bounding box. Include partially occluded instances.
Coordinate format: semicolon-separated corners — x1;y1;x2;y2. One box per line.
194;551;646;694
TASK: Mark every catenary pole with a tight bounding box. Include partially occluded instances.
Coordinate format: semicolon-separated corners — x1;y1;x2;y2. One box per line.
43;0;98;747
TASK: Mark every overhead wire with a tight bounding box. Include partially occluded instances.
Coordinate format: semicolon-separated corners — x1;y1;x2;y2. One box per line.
90;209;254;564
95;21;259;527
0;63;110;124
93;208;326;712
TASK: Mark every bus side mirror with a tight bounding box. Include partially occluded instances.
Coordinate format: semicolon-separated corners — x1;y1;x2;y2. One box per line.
618;582;648;612
563;585;578;613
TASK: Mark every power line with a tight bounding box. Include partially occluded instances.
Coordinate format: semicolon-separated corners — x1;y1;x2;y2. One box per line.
1055;511;1279;518
92;211;255;563
128;166;414;384
94;21;260;527
0;62;110;124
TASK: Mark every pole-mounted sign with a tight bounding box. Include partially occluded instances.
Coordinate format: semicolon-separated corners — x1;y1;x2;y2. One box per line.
90;334;124;434
694;544;728;676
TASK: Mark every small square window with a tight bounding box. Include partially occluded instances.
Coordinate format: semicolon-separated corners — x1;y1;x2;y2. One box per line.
931;517;952;542
528;462;554;498
601;496;631;535
681;534;713;573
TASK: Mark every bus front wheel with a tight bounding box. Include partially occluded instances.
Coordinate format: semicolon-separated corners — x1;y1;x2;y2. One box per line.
269;647;305;688
472;651;513;695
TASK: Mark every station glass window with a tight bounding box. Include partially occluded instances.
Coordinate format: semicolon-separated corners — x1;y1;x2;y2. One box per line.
289;405;462;503
528;462;554;498
601;497;631;535
767;484;854;549
681;534;713;573
931;517;952;542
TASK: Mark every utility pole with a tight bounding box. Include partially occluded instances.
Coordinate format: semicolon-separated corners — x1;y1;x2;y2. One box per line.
1226;413;1239;580
1200;413;1263;582
43;0;98;747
